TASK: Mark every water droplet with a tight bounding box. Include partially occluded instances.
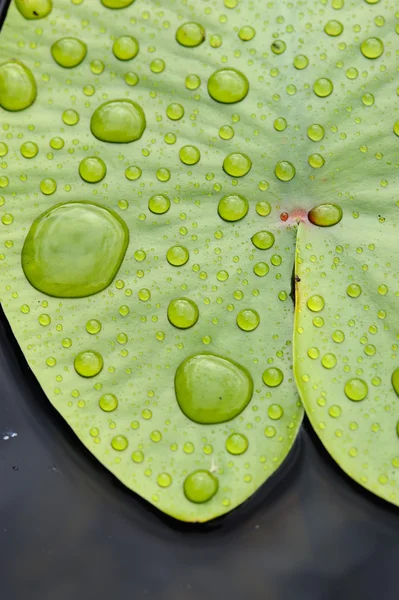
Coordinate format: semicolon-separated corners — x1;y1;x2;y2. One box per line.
74;350;103;377
313;78;333;98
0;60;36;111
101;0;135;7
332;330;345;343
293;54;309;69
183;470;218;503
167;297;199;329
150;430;162;443
38;313;51;326
176;22;205;47
50;136;64;150
20;141;38;158
328;405;342;418
111;435;128;451
86;319;101;334
264;425;276;437
148;194;170;215
308;204;343;227
391;368;399;397
275;160;296;181
218;194;248;222
268;404;284;420
223;152;251;177
185;73;201;91
274;117;287;132
393;121;399;137
15;0;52;19
321;353;337;369
238;26;255;41
91;100;146;143
150;58;165;74
307;295;325;312
113;36;139;61
99;393;118;412
271;40;286;54
22;202;129;298
40;178;56;195
90;59;104;74
307;124;325;142
62;109;79;125
361;37;384;59
157;473;172;488
308;347;319;359
0;142;8;157
308;153;325;169
125;165;141;181
79;157;107;183
324;20;343;36
344;378;368;402
166;245;189;267
51;37;87;68
262;367;284;387
256;201;271;216
175;353;253;424
251;231;275;250
225;433;248;455
346;283;362;298
132;450;144;463
253;262;269;277
219;125;234;140
207;68;249;104
179;145;200;165
166;103;184;120
236;309;260;332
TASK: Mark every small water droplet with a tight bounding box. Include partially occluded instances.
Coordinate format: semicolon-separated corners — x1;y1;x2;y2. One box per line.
79;157;107;183
20;141;38;158
223;152;251;177
275;160;296;181
391;367;399;396
236;309;260;332
251;231;275;250
113;36;139;61
167;297;199;329
361;37;384;59
293;54;309;69
253;262;269;277
218;194;248;222
313;78;333;98
271;40;286;54
166;245;189;266
324;20;343;36
99;393;118;412
74;350;103;377
111;435;128;451
307;295;325;312
262;367;284;387
62;108;79;125
225;433;248;455
0;60;36;111
166;102;184;120
179;145;200;165
308;153;325;169
207;68;249;104
307;124;325;142
346;283;362;298
344;378;368;401
183;470;218;503
148;193;170;215
86;319;101;334
238;26;255;41
268;404;284;420
308;204;343;227
176;22;205;47
185;73;201;90
157;472;172;488
256;201;271;216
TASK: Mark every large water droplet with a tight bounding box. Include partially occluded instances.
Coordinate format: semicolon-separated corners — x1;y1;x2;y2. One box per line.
90;100;146;143
344;378;368;402
218;194;248;222
176;22;205;47
207;68;249;104
15;0;52;19
223;152;252;177
166;245;189;266
179;145;200;165
148;194;170;214
22;202;129;298
0;60;36;111
167;298;199;329
391;368;399;396
74;350;103;377
51;38;87;68
324;20;343;36
175;353;253;424
183;470;218;503
112;36;139;61
225;433;248;455
101;0;135;7
308;203;343;227
360;37;384;59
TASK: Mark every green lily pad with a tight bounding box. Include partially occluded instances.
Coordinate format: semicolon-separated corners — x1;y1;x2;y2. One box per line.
0;0;303;521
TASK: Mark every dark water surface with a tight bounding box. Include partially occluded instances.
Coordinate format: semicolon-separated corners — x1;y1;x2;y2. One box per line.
1;303;399;600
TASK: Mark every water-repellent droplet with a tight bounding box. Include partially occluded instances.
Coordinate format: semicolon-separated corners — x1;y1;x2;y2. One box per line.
307;124;325;142
308;204;343;227
167;298;199;329
20;141;38;158
218;194;248;222
175;353;253;424
361;37;384;59
40;178;56;195
307;295;325;312
274;117;287;131
176;22;205;47
391;368;399;396
313;78;333;97
148;194;170;214
344;378;368;402
111;435;128;451
256;201;271;216
183;470;218;503
99;393;118;412
101;0;135;7
113;36;139;61
346;283;362;298
51;38;87;68
293;54;309;69
166;245;189;266
157;473;172;488
271;40;286;54
225;433;248;455
74;350;103;377
185;74;201;90
324;20;343;36
253;262;269;277
268;404;284;420
179;145;200;165
0;60;36;111
86;319;101;334
262;367;284;387
308;153;325;168
91;100;146;143
15;0;52;19
251;231;275;250
79;157;107;183
275;161;296;181
236;309;260;332
223;152;252;177
239;26;255;41
207;68;249;104
22;202;129;298
62;109;79;125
